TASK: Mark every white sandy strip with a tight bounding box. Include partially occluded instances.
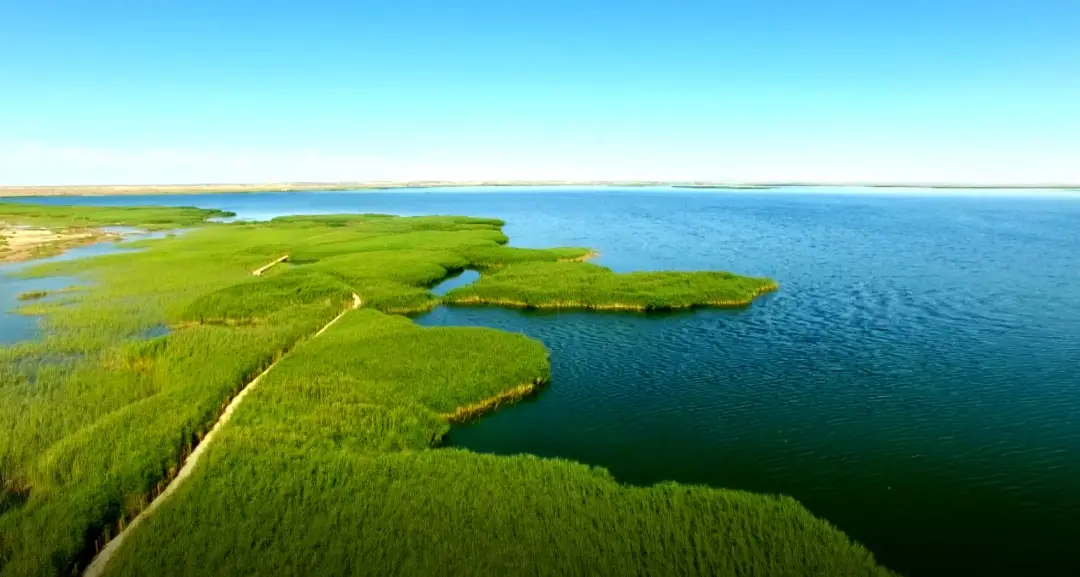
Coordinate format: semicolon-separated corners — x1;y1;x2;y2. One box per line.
84;294;362;577
251;254;289;276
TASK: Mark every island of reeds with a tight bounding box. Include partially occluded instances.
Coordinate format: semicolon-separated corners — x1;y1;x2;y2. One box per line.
0;202;894;577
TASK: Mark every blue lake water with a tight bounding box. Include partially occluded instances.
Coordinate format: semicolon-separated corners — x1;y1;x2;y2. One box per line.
4;187;1080;576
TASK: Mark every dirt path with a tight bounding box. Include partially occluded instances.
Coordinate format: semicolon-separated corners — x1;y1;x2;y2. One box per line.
83;293;362;577
252;254;288;276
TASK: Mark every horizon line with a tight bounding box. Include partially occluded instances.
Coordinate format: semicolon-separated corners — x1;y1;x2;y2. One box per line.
2;180;1079;192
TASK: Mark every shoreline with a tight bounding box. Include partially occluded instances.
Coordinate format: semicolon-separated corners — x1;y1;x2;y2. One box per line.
0;226;120;263
440;379;548;423
557;250;600;263
2;181;1078;197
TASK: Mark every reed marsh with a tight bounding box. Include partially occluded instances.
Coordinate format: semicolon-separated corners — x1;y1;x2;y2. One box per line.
0;206;893;576
15;291;49;302
104;307;892;577
444;261;778;310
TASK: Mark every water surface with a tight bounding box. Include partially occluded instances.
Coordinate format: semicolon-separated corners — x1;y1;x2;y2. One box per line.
429;269;480;296
0;231;176;344
4;187;1079;576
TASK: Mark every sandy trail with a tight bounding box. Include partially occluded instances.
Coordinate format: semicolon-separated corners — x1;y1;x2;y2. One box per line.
83;293;362;577
251;254;289;276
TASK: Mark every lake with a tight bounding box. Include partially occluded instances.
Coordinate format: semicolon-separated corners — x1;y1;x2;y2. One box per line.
4;186;1080;576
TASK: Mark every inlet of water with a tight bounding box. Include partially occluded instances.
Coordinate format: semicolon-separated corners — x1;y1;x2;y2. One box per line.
428;269;480;296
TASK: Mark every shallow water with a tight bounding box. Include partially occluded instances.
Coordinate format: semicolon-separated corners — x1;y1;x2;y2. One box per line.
4;187;1080;576
0;231;175;344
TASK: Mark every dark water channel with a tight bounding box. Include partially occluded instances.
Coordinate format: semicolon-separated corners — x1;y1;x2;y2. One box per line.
5;187;1080;576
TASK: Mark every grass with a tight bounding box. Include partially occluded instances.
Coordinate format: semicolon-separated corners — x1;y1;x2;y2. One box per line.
0;202;233;230
0;209;893;576
112;450;893;577
181;270;355;324
444;261;778;310
0;213;612;575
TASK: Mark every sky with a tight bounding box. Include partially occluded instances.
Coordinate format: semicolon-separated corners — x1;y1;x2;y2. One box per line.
1;1;1078;185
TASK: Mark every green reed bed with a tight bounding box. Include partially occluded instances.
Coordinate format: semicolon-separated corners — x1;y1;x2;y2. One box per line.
0;213;597;575
0;210;893;576
103;307;893;577
112;449;896;577
0;275;339;574
444;261;778;310
209;309;550;453
459;244;594;268
182;271;355;325
0;203;233;230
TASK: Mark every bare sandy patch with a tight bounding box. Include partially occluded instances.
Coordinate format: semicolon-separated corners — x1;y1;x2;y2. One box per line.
0;226;118;263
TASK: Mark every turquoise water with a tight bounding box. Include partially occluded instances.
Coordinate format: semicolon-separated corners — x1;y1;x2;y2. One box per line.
4;187;1080;576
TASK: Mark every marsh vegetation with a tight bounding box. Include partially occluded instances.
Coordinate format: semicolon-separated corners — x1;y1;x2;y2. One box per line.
0;203;233;264
0;203;892;576
444;261;777;310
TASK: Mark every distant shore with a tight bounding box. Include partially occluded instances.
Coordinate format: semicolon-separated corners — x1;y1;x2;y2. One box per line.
0;181;1077;197
0;181;777;197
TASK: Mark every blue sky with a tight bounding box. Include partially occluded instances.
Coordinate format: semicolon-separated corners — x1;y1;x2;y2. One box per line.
1;1;1078;185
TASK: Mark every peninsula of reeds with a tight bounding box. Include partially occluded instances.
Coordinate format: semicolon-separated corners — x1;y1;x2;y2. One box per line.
443;261;778;310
